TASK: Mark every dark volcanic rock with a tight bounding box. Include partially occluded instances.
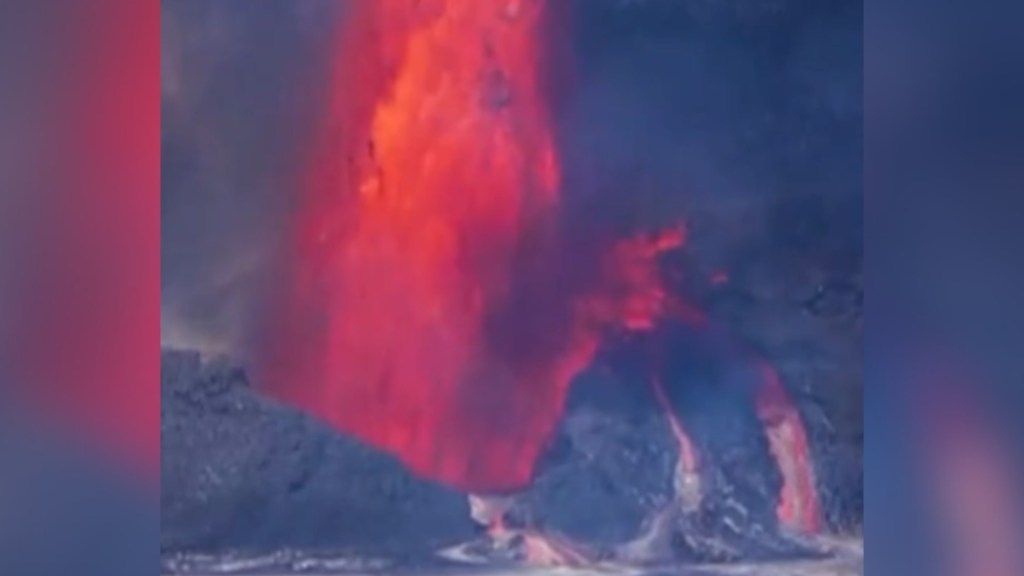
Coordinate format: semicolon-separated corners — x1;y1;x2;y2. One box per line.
160;349;475;557
513;331;813;563
511;368;678;548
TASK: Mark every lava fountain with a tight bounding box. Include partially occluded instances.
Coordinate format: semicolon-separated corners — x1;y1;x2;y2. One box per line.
272;0;611;492
268;0;821;535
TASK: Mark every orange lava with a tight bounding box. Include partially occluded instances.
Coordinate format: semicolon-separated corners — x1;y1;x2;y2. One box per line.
754;361;822;533
272;0;684;492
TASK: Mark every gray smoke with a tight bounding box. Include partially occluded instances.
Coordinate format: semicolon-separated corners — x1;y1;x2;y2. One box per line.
559;0;861;270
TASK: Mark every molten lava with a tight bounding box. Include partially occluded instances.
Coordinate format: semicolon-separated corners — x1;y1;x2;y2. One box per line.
651;376;702;513
316;0;563;491
754;361;822;533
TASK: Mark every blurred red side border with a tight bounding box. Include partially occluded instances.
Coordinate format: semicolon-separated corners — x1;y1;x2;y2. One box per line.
2;1;160;483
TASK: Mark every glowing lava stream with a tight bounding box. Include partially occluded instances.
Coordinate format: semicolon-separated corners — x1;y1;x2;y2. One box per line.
651;376;702;514
278;0;822;534
755;362;822;533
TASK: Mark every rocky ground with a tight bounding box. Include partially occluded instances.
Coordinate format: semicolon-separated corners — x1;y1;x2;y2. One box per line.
160;350;477;558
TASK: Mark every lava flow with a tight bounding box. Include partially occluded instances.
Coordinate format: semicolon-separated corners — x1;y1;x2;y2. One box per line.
270;0;822;534
754;361;822;533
